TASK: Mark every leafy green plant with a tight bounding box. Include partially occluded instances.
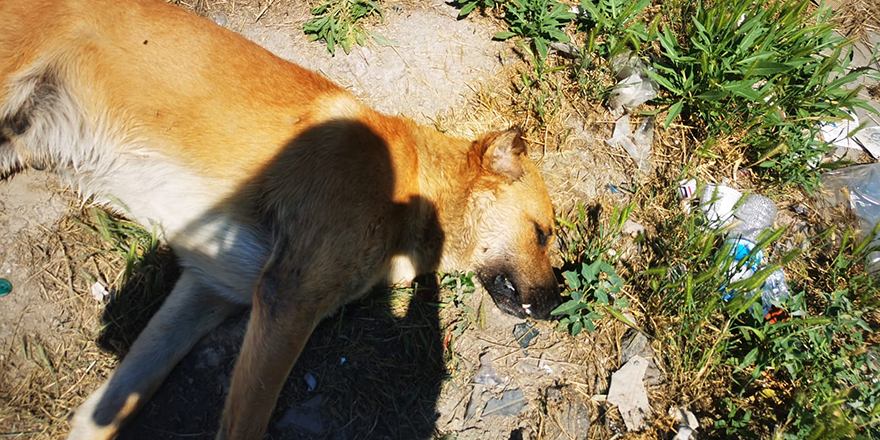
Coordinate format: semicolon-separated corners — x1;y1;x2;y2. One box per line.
577;0;653;57
453;0;504;18
553;203;634;335
557;202;634;263
303;0;384;55
646;0;874;190
552;259;627;335
494;0;576;59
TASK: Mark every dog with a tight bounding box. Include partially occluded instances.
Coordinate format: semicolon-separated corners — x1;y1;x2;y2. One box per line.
0;0;562;438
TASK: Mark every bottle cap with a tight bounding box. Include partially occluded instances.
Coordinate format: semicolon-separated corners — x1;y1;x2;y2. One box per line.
0;279;11;296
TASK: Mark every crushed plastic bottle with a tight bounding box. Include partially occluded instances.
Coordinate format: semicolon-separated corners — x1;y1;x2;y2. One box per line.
701;184;743;229
760;268;791;318
727;194;777;241
718;193;792;318
722;237;764;291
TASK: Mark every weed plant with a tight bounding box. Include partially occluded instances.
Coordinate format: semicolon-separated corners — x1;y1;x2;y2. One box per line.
453;0;503;18
492;0;575;60
577;0;654;58
303;0;384;55
553;204;633;335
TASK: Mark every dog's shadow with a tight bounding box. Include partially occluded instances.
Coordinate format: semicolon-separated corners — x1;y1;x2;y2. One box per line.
101;274;444;440
93;118;446;440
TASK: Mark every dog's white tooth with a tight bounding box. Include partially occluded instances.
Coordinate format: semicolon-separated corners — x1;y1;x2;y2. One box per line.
522;303;532;315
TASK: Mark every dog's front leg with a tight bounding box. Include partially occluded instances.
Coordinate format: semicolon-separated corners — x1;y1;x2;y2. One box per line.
67;269;243;440
216;271;325;440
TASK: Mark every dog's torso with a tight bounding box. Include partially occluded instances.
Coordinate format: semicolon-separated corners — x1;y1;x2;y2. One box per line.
1;0;472;303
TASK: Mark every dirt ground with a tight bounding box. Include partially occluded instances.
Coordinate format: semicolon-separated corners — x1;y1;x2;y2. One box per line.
1;1;651;439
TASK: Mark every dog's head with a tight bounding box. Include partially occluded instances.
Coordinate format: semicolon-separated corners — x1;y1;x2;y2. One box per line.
466;129;561;320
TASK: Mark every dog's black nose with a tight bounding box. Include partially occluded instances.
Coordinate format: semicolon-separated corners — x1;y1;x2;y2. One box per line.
493;274;517;300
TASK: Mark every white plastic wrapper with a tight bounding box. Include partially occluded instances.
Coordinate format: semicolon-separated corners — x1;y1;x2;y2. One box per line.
607;53;659;117
606;114;654;173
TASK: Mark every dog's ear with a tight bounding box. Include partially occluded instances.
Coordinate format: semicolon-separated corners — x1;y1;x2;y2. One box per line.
475;128;527;181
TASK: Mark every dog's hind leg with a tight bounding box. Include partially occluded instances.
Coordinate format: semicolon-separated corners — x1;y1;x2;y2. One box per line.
215;269;333;440
67;268;243;440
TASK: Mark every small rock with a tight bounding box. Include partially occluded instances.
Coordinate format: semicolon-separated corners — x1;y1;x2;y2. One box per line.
622;219;647;237
483;388;526;417
278;394;324;435
513;322;539;348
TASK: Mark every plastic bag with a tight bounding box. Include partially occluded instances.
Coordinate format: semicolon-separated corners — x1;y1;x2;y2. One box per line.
821;163;880;273
606;114;653;173
821;163;880;239
607;53;658;117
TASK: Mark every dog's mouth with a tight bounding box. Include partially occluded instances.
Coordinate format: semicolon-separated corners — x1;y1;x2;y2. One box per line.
477;272;560;320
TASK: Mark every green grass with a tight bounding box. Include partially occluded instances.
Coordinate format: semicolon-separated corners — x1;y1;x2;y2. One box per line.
647;0;875;190
74;208;178;351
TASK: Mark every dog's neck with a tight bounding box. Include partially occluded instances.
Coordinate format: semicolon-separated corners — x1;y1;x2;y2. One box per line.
410;126;481;273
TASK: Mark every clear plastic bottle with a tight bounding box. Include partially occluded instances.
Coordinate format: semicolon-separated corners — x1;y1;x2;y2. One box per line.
721;194;791;317
760;268;791;316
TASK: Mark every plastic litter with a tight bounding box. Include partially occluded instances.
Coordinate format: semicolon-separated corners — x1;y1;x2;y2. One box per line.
721;194;792;316
701;187;792;317
482;388;526;417
821;163;880;274
678;179;697;200
608;54;659;117
90;282;109;303
473;353;507;388
722;238;764;291
760;269;792;317
606;114;654;173
669;407;699;440
727;194;778;242
513;322;539;349
607;355;652;431
548;42;581;60
0;278;11;297
700;184;743;229
210;12;228;27
819;110;860;150
853;126;880;159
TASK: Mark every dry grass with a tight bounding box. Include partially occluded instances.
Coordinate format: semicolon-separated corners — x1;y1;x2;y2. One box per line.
1;208;133;438
830;0;880;41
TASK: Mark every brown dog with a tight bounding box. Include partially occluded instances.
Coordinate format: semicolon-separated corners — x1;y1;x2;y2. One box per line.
0;0;561;438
